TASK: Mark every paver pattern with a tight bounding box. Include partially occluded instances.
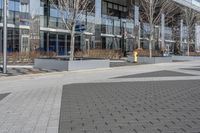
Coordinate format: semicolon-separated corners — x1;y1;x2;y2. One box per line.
115;70;195;78
182;68;200;71
110;62;137;67
60;80;200;133
0;67;56;77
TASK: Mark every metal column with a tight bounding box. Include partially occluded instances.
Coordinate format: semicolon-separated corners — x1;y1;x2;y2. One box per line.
134;4;140;49
56;34;59;55
95;0;102;49
47;32;49;53
161;13;165;50
64;34;68;55
180;19;183;52
3;0;7;74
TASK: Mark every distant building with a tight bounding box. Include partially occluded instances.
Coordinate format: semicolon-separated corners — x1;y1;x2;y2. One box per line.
0;0;200;55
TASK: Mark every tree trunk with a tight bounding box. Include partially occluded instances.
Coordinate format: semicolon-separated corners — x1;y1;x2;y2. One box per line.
70;25;75;61
187;27;190;56
149;25;153;58
187;37;190;56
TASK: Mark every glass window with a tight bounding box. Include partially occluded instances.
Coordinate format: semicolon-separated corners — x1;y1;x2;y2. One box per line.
49;33;57;52
119;6;123;11
0;10;2;23
9;0;15;11
49;17;57;28
123;7;127;12
102;1;107;14
1;0;20;10
58;18;65;29
58;34;65;55
21;3;29;13
0;0;2;9
8;11;14;24
114;4;118;10
108;3;112;9
21;29;29;34
15;1;20;11
114;19;120;35
7;28;13;52
13;28;19;51
50;7;58;17
15;11;20;25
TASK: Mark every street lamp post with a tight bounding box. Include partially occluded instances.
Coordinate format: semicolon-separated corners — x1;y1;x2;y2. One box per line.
3;0;7;74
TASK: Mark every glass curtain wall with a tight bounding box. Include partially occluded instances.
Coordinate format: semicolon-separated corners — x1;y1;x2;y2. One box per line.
49;33;57;52
5;28;20;52
58;34;65;55
39;0;84;55
20;0;29;25
40;0;49;27
101;0;134;52
8;0;20;25
49;4;58;28
0;0;28;53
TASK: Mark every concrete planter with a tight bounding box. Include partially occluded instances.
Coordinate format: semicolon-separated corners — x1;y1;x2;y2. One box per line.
127;56;135;63
172;56;200;61
34;58;110;71
127;56;172;64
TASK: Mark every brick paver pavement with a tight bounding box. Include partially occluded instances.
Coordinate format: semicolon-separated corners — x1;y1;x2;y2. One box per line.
60;80;200;133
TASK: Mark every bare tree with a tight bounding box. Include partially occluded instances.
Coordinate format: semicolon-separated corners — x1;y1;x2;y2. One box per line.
140;0;178;58
181;7;200;56
50;0;94;60
30;10;40;51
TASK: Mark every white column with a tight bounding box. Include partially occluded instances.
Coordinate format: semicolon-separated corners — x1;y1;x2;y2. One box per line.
134;5;140;49
180;19;183;52
3;0;8;74
161;13;165;50
95;0;102;48
195;24;200;52
0;29;2;53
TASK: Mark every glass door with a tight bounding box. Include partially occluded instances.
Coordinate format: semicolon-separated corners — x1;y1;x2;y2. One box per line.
85;39;90;54
21;35;30;52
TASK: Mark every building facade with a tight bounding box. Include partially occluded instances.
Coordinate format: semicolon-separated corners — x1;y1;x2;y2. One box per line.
0;0;30;53
0;0;200;55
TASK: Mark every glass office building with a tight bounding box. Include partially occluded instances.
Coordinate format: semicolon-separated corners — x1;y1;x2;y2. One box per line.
174;0;200;11
0;0;200;55
0;0;30;53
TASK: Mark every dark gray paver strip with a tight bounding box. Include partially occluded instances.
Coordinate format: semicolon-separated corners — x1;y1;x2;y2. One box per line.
0;68;56;77
0;93;10;101
60;80;200;133
182;68;200;71
110;62;137;67
114;70;195;79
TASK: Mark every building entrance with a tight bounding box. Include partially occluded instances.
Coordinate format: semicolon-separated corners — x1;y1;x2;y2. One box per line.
21;35;30;52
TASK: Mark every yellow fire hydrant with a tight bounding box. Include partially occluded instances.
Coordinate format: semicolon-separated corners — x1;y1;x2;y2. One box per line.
133;51;138;63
